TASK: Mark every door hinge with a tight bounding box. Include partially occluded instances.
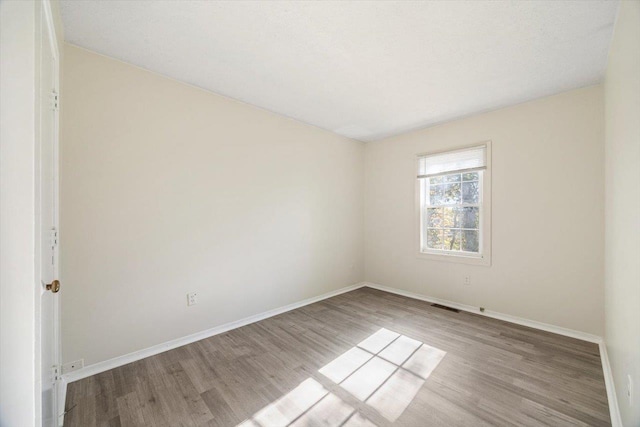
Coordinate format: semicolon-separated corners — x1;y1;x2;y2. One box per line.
51;91;59;111
50;228;58;248
52;365;60;382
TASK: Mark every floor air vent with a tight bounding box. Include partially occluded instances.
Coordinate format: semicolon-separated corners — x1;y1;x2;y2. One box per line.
431;303;460;313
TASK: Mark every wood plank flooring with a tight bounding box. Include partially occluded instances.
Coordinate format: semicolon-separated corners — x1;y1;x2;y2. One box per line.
64;287;610;426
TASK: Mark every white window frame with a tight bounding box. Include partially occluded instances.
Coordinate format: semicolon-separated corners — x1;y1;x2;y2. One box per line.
415;141;492;266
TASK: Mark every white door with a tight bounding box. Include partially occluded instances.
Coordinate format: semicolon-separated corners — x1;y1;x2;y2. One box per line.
38;2;60;426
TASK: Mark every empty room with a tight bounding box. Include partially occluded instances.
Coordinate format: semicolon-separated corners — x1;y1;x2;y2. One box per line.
2;0;639;426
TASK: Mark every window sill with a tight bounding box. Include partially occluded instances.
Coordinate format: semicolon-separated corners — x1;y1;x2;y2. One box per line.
417;251;491;266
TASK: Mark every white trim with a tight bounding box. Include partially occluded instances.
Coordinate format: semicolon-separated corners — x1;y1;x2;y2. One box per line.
57;378;66;427
415;141;492;266
599;341;622;427
63;280;604;382
417;165;486;179
416;143;487;162
42;0;59;62
60;281;621;426
363;282;602;344
37;1;62;426
367;282;622;424
62;282;367;383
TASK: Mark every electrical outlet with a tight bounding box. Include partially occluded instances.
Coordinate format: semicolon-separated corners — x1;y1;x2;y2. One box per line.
187;292;197;306
464;276;471;285
62;359;84;374
628;374;634;405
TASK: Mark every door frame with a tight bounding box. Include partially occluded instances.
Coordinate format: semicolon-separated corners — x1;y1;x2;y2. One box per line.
34;0;61;425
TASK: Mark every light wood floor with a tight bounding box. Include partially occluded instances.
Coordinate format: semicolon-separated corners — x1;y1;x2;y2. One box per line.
64;287;610;426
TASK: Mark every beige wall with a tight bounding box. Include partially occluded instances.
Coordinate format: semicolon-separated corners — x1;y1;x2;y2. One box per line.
604;1;640;425
60;45;364;367
62;31;618;388
365;85;605;336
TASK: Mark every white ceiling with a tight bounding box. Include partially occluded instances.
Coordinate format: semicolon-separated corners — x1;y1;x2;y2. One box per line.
60;1;618;142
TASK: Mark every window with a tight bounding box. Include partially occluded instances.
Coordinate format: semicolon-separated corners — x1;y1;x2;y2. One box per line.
417;144;491;265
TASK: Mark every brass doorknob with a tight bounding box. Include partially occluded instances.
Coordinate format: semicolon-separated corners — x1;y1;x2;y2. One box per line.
46;280;60;293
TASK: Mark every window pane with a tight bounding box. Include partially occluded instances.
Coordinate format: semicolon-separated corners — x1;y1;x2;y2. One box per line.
428;174;465;206
426;208;443;227
462;230;479;252
462;181;479;204
442;207;458;228
462;172;479;181
426;229;443;250
428;184;444;206
444;230;461;251
419;150;486;258
442;182;461;204
459;207;479;229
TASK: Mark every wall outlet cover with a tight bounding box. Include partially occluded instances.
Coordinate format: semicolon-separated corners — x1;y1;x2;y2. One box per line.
187;292;197;306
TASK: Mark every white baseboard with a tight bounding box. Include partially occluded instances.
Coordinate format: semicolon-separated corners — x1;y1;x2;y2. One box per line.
363;282;603;344
61;280;621;426
62;282;366;384
599;341;623;427
364;282;623;425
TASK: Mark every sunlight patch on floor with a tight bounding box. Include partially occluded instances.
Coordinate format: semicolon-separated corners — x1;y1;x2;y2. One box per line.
237;328;446;426
342;412;378;427
238;378;329;427
319;328;446;422
341;356;396;401
237;378;357;427
290;393;354;427
319;347;373;384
